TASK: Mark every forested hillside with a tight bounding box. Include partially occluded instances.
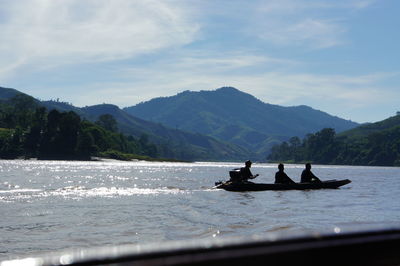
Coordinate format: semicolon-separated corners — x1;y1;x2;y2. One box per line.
268;115;400;166
124;87;358;156
0;94;160;160
0;87;251;161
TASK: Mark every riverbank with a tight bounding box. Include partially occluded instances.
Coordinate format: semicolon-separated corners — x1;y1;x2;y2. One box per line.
3;154;190;163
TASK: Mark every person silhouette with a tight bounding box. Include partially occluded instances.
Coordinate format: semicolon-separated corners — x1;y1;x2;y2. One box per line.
239;160;259;182
300;163;322;183
274;163;296;184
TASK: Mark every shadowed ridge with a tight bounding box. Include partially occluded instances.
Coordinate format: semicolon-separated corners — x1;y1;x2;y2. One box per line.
124;87;359;157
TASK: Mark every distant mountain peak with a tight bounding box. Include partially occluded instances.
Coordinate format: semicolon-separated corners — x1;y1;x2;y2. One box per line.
215;86;240;92
177;87;241;96
83;103;120;110
214;87;251;96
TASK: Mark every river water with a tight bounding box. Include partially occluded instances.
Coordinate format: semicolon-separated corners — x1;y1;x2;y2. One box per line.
0;160;399;260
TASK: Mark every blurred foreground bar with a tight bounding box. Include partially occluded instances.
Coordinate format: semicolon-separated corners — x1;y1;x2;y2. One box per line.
2;226;400;266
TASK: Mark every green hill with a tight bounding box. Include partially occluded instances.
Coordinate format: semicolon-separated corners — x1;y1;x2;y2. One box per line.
338;115;400;139
0;86;24;100
81;104;251;161
268;114;400;166
124;87;358;157
0;86;251;161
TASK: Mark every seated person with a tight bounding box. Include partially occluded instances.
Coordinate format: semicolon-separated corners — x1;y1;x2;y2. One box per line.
275;163;296;184
230;160;259;183
301;163;322;183
240;160;259;182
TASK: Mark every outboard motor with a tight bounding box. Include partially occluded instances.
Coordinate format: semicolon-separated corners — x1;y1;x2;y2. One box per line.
229;168;242;182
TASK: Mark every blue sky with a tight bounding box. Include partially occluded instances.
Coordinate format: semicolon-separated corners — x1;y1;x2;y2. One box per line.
0;0;399;123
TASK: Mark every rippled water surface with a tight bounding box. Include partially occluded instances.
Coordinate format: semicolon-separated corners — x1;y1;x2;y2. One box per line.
1;160;399;260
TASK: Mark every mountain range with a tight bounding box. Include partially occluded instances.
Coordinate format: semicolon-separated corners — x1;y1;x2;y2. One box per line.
124;87;358;156
0;86;359;161
0;86;250;161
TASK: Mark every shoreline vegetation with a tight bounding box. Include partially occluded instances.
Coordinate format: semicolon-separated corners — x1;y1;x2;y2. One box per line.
95;150;189;162
268;122;400;167
0;94;185;163
1;93;399;166
0;155;188;163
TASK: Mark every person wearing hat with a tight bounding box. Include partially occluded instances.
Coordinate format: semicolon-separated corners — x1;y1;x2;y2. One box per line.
239;160;259;183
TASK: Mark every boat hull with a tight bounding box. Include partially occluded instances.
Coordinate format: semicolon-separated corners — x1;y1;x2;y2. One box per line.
215;179;351;192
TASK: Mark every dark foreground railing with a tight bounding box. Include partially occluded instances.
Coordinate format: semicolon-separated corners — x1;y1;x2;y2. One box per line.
2;226;400;266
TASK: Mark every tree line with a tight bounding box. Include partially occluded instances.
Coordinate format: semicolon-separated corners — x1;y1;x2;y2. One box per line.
0;94;158;160
267;127;400;166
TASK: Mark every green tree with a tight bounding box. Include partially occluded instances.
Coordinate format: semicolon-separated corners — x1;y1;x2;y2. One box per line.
38;109;62;158
10;94;38;129
24;107;47;157
77;129;96;159
139;134;158;157
0;127;23;158
0;99;164;160
95;114;118;132
58;111;81;157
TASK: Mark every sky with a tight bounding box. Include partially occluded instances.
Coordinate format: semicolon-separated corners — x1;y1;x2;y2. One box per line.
0;0;399;123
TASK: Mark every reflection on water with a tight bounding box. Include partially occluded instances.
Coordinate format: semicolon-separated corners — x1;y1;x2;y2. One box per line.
0;160;400;260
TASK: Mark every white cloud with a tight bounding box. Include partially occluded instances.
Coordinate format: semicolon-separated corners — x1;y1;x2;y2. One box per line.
1;0;392;123
247;0;375;49
258;18;346;48
257;0;375;12
247;72;397;106
0;0;375;80
0;0;198;79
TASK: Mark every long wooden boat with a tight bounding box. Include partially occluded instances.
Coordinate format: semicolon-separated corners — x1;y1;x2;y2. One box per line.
214;179;351;192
